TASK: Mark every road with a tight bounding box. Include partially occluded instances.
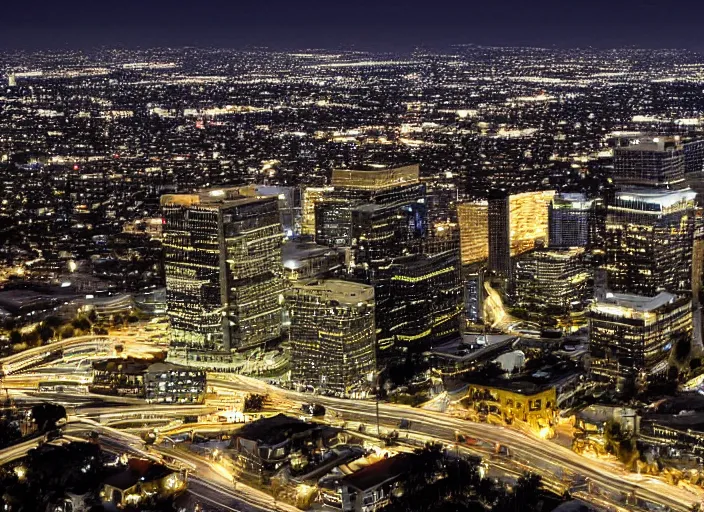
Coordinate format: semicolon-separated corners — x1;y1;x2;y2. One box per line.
0;333;163;375
211;375;703;512
4;332;702;511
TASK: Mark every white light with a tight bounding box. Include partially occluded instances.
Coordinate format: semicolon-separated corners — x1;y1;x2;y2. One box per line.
209;190;225;197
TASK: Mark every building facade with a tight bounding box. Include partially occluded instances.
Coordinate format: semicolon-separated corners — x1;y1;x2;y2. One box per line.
457;201;489;265
513;248;592;314
381;249;463;352
315;165;426;248
162;189;284;362
288;279;376;396
604;188;696;296
613;136;687;190
90;358;206;403
144;362;206;404
548;193;595;248
488;190;555;278
589;292;692;384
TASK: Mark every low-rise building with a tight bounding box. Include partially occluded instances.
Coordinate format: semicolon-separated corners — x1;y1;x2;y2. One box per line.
100;458;186;508
144;362;206;404
338;453;416;512
589;292;692;386
465;381;557;430
230;414;339;484
90;358;205;403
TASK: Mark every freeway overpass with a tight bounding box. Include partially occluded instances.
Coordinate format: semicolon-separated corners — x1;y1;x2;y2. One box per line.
0;334;164;376
211;375;703;512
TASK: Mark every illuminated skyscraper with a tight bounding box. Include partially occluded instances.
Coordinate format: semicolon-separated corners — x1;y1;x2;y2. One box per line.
161;189;284;363
381;249;463;351
589;292;692;385
513;248;592;314
613;136;686;190
235;184;300;237
604;188;696;296
457;201;489;265
350;199;461;354
315;164;425;247
301;186;333;237
487;190;554;278
548;193;595;248
288;279;376;396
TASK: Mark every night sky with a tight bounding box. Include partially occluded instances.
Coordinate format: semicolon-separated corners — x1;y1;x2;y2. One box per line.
2;0;704;51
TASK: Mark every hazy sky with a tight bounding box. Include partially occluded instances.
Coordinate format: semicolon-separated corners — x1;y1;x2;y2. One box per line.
2;0;703;51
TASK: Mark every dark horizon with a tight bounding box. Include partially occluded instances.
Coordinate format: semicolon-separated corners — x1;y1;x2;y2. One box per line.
2;0;704;53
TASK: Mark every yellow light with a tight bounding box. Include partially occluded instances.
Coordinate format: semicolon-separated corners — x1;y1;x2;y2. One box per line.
14;466;26;480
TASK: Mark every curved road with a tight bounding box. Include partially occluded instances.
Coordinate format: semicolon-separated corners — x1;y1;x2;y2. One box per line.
211;375;702;512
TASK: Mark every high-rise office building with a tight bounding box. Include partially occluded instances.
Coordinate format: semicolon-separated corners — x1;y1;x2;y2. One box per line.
513;248;592;314
604;188;696;296
350;200;461;353
235;184;300;237
301;186;333;237
684;139;704;201
315;164;425;247
162;189;284;363
288;279;376;396
488;190;511;277
589;292;692;384
464;271;484;324
350;202;424;274
457;201;489;265
548;193;595;248
487;190;555;278
613;136;686;190
380;249;463;351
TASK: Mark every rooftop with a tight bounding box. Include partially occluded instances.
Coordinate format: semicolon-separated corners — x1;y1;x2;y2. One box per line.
290;278;375;305
341;452;416;491
331;164;420;190
92;357;152;375
103;458;174;491
615;135;681;152
552;193;594;209
596;291;677;312
614;188;696;209
160;188;275;208
235;414;316;446
283;241;342;270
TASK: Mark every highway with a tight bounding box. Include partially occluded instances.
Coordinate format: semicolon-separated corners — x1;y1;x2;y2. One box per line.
0;333;163;375
4;330;702;511
211;375;703;512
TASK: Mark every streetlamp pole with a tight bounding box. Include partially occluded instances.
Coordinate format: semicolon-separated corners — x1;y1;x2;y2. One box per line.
376;372;380;437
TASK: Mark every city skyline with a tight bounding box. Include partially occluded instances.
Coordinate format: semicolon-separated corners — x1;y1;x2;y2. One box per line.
4;35;704;512
3;0;704;51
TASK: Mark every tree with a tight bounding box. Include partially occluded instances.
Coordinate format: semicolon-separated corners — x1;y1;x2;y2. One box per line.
60;326;75;339
244;393;267;412
37;325;54;344
495;473;543;512
21;330;40;346
0;441;109;511
675;337;691;363
9;330;21;345
43;316;63;329
31;403;66;431
72;317;91;332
